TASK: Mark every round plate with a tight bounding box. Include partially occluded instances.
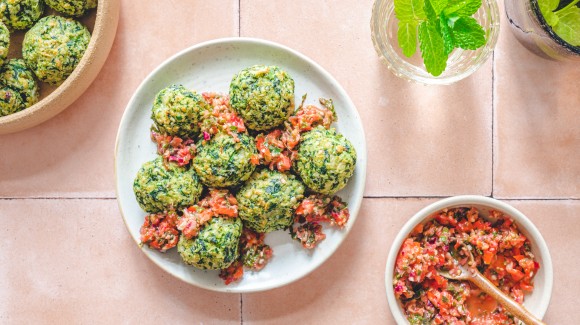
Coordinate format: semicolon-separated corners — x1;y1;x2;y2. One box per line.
115;37;367;293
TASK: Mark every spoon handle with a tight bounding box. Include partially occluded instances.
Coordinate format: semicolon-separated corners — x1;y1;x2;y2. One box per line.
469;271;546;325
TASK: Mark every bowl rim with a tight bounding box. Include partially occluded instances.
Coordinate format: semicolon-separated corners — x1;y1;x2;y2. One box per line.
114;36;368;293
0;0;120;134
384;195;553;324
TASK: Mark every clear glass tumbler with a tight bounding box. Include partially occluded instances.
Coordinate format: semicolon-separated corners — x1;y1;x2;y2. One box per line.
505;0;580;61
370;0;500;85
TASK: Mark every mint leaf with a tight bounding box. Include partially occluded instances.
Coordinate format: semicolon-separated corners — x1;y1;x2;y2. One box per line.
398;21;419;57
418;21;447;76
538;0;560;26
444;0;482;16
440;13;455;55
394;0;426;21
451;16;486;50
554;6;580;46
424;0;438;21
428;0;449;15
538;0;559;12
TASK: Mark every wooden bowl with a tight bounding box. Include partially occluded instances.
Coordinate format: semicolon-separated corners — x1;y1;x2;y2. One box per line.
0;0;120;134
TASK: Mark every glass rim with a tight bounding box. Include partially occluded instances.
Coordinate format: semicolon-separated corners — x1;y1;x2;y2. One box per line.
530;0;580;55
370;0;500;85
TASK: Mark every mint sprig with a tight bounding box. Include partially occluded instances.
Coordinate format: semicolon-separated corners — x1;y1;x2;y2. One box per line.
394;0;486;76
538;0;580;46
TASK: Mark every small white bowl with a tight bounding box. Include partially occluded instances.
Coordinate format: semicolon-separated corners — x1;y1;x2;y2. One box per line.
385;195;553;324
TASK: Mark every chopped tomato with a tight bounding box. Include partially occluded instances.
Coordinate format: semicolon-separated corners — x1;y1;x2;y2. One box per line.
150;130;196;167
139;211;179;252
290;222;326;249
506;262;525;281
177;189;238;239
200;93;246;140
483;249;496;265
254;130;295;172
219;260;244;285
294;194;349;228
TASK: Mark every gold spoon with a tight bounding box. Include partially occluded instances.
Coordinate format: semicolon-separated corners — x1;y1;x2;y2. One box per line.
437;247;546;325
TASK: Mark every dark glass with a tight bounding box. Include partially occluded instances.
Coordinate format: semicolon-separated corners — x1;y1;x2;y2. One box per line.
505;0;580;61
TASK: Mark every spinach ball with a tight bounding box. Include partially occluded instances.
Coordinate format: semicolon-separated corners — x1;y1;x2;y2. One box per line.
0;59;39;116
151;84;209;138
192;133;257;188
1;59;39;106
45;0;97;17
237;169;305;233
23;15;91;85
177;217;242;270
0;88;24;116
229;65;294;131
0;21;9;66
133;157;203;213
295;126;356;195
0;0;44;30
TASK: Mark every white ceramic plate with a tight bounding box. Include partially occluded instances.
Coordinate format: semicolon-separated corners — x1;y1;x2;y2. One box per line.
115;38;367;293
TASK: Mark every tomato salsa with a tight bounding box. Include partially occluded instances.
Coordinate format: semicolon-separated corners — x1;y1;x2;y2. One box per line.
394;207;540;324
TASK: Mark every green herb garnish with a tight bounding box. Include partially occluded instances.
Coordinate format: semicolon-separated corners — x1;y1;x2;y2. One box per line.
394;0;486;76
538;0;580;46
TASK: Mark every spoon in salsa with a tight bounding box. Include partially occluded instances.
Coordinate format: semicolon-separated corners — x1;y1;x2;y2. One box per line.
437;245;546;325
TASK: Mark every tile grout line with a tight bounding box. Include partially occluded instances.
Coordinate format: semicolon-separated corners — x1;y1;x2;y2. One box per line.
362;196;580;201
240;293;244;324
238;0;241;37
0;196;578;201
491;51;496;198
0;197;116;200
238;3;242;324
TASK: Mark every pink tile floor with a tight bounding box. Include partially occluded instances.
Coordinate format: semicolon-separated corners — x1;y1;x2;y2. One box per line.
0;0;578;323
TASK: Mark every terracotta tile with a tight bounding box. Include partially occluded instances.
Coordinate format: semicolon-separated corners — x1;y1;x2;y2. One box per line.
241;0;493;197
493;5;580;199
0;0;239;198
0;199;241;323
242;198;436;323
506;200;580;324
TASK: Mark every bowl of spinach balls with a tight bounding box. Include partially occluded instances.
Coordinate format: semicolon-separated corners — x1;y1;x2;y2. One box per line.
0;0;120;134
116;38;367;292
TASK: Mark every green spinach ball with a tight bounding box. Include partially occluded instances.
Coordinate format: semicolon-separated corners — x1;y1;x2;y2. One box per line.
0;0;44;30
237;169;305;233
151;84;209;138
0;21;9;66
45;0;96;17
23;15;91;85
192;133;257;188
229;65;295;131
0;59;39;116
295;126;357;195
1;59;39;106
133;157;203;213
0;88;24;116
177;217;242;270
